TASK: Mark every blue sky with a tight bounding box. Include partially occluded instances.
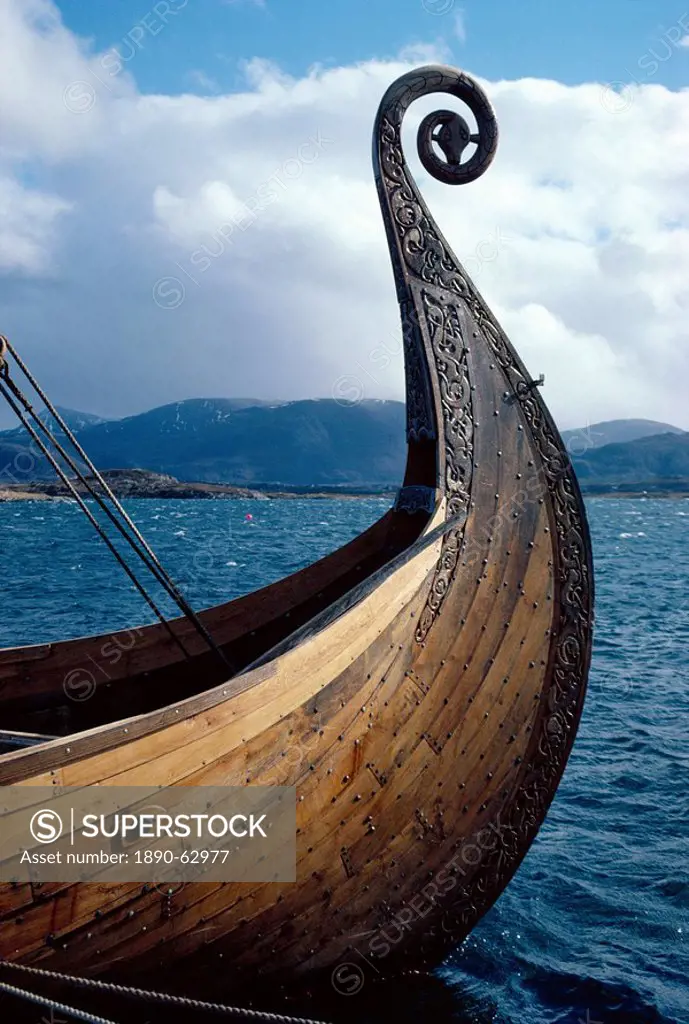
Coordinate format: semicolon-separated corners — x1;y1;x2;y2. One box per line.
1;0;688;427
55;0;689;96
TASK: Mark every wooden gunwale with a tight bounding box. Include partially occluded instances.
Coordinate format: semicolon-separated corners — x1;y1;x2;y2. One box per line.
0;506;445;745
0;509;447;787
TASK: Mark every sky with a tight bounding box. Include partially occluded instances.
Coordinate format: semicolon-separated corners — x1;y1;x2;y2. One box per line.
0;0;688;429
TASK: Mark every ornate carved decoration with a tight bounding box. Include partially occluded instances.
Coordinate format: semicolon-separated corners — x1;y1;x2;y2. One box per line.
435;294;595;941
373;65;594;954
394;485;435;515
373;66;497;638
413;290;473;642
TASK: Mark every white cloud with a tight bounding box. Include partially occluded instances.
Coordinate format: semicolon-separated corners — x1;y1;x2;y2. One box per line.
186;69;221;92
0;176;70;273
0;0;688;431
453;10;467;44
680;35;689;48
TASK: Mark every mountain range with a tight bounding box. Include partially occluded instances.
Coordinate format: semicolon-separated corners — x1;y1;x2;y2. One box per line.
0;400;687;494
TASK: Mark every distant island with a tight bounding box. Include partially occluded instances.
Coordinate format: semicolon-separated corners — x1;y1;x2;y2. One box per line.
0;470;266;502
0;469;395;502
1;400;687;498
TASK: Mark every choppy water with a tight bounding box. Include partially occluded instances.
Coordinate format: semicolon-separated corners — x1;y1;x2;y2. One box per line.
0;497;687;1023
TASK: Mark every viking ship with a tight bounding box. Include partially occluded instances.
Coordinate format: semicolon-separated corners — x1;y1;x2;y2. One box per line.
0;65;594;1017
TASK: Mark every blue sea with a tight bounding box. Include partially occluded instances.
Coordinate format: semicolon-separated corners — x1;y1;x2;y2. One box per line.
0;497;687;1024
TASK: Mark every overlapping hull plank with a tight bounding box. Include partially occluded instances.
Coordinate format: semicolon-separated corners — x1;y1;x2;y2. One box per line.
0;64;593;1007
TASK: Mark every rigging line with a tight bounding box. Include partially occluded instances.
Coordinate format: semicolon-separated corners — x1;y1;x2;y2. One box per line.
0;375;192;661
0;963;332;1023
0;979;120;1024
0;337;231;669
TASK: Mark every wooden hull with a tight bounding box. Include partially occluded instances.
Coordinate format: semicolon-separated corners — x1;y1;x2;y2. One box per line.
0;65;594;1012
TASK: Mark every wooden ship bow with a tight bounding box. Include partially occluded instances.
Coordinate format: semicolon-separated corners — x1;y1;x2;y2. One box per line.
0;64;594;1009
367;63;595;961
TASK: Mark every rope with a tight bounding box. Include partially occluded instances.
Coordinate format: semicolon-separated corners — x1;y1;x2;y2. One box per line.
0;373;191;660
0;336;231;669
0;978;120;1024
3;337;231;669
0;962;331;1023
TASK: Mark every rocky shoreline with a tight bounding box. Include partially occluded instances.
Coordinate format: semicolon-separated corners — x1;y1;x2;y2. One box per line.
2;469;687;503
0;469;394;502
0;488;53;501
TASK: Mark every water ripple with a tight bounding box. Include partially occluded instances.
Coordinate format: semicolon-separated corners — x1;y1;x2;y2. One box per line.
0;497;686;1022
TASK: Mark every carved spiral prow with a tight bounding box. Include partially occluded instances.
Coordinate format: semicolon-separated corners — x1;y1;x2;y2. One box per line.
373;66;499;503
373;65;498;190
